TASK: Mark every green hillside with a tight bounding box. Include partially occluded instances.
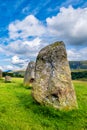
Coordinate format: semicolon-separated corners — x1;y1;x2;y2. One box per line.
69;61;87;70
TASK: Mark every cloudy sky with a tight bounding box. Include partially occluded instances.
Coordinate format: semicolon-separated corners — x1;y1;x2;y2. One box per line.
0;0;87;71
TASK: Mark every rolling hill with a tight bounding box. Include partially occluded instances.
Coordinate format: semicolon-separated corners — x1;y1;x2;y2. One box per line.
69;61;87;70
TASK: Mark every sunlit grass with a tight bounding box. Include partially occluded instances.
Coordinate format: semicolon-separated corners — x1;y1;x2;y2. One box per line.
0;78;87;130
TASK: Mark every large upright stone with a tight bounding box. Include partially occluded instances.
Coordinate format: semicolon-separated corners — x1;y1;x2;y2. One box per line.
32;41;78;110
0;69;2;79
24;61;35;87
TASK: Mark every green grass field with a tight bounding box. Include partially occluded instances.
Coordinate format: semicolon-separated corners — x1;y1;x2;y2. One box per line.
0;78;87;130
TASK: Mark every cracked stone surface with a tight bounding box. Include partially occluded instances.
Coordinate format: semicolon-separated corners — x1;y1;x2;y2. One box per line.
32;41;78;110
0;69;2;78
24;61;35;87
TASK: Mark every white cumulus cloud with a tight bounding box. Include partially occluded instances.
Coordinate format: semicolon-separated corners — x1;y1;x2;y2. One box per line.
0;66;3;70
12;55;25;64
4;37;43;58
0;65;14;71
67;47;87;61
8;15;46;39
46;6;87;45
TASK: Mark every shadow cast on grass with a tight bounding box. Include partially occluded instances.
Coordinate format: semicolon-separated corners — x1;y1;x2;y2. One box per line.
15;91;79;120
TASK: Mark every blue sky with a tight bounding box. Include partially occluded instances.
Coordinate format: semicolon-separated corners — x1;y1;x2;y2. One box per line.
0;0;87;71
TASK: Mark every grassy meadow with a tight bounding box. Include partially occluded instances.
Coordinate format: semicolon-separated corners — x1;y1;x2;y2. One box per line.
0;78;87;130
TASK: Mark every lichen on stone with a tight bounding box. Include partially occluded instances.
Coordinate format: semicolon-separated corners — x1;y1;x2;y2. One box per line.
32;41;78;110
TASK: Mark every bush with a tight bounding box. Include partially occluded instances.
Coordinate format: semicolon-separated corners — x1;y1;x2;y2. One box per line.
71;71;87;80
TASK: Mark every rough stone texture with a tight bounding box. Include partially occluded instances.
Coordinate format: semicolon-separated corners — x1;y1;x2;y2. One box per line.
5;76;11;82
24;61;35;87
32;41;78;110
0;69;2;78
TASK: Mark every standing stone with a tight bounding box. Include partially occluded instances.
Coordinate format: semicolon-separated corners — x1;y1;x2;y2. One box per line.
5;76;11;82
24;61;35;87
32;41;78;110
0;69;2;79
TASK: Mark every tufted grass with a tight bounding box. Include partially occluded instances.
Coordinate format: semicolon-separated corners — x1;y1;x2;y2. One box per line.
0;78;87;130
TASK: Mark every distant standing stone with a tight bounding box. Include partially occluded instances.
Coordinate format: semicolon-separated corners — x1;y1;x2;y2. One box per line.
0;69;2;79
24;61;35;87
32;41;78;110
5;76;11;82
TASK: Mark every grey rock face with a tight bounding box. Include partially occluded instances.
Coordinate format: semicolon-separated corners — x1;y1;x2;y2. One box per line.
32;41;78;110
0;69;2;78
24;61;35;87
5;76;11;82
